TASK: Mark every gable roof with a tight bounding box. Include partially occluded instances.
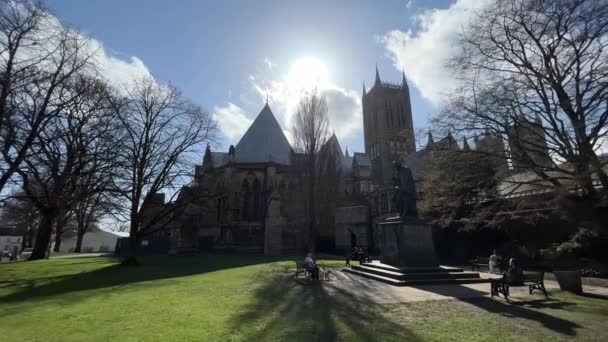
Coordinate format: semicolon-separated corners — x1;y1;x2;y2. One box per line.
353;152;371;167
210;152;229;167
321;133;343;158
341;155;354;176
235;104;292;165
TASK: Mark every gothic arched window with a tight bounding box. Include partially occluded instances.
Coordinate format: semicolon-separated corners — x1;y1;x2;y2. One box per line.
241;179;250;221
252;178;261;220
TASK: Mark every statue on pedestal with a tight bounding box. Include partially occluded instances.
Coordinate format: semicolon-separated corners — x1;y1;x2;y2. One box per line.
378;160;439;267
391;161;418;219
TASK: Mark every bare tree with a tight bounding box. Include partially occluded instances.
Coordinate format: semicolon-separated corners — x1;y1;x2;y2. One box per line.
19;76;117;260
72;192;116;253
1;191;39;249
441;0;608;203
291;88;330;252
0;0;94;193
111;76;216;265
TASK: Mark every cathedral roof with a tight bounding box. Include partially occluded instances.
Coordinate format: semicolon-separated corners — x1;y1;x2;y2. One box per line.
433;134;461;151
210;152;229;167
320;133;344;158
341;155;353;176
353;152;371;167
235;103;292;165
400;148;430;181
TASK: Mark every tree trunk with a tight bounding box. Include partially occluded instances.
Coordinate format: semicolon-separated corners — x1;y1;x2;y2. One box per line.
29;212;54;260
307;162;316;253
120;231;139;266
53;224;63;252
74;230;85;253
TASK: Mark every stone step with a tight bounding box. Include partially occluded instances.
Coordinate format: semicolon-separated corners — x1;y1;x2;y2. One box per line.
351;265;480;280
359;262;464;274
343;268;491;286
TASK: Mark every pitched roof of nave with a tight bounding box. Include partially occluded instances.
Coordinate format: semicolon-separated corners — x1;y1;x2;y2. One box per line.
320;132;344;158
353;152;372;167
234;103;293;165
341;155;353;175
400;133;461;180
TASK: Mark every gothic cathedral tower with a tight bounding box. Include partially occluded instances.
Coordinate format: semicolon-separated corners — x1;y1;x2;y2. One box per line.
362;66;415;185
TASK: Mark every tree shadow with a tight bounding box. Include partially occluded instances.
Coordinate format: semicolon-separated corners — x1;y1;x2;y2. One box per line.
228;266;422;341
409;283;580;336
0;253;296;305
579;292;608;300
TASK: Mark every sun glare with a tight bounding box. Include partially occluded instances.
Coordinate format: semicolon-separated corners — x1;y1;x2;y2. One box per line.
286;57;330;92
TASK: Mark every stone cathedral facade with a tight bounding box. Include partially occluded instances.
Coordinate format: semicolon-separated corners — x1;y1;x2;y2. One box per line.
153;67;536;255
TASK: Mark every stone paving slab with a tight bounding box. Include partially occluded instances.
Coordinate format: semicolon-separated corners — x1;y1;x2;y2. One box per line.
324;269;608;304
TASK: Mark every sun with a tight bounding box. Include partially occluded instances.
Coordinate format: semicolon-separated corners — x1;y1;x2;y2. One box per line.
286;57;330;92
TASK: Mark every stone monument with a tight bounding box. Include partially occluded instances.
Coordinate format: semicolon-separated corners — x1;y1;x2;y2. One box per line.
378;161;439;268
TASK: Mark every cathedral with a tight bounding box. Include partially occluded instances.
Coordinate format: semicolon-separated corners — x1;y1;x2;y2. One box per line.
157;67;545;255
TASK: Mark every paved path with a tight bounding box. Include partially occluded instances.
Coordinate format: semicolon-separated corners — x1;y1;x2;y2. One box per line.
324;269;608;303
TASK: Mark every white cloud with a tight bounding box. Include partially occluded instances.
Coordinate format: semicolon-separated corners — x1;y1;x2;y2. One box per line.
382;0;492;104
33;8;152;89
212;103;253;140
246;59;362;142
90;41;152;88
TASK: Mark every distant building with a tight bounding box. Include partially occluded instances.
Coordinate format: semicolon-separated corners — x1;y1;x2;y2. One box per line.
0;227;22;255
144;66;554;255
508;115;552;170
59;228;129;253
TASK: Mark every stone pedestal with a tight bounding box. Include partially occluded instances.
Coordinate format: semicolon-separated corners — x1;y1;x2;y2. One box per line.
378;218;439;268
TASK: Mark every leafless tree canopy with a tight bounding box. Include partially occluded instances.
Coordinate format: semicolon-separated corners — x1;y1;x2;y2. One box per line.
112;76;216;264
0;0;95;193
291;88;331;251
292;88;330;157
18;76;117;259
440;0;608;200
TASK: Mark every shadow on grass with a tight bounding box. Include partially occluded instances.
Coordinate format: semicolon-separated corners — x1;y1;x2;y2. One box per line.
579;292;608;300
409;283;580;336
0;253;296;305
229;266;421;341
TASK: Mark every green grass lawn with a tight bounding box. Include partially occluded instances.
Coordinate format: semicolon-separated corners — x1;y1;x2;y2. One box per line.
1;254;607;341
544;272;608;288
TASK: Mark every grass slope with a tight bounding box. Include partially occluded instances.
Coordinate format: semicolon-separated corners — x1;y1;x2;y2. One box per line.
1;254;607;341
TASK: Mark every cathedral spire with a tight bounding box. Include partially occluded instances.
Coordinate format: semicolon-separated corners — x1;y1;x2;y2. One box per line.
463;137;471;151
203;144;213;168
401;69;408;89
427;130;434;147
375;64;381;86
345;146;350;157
362;82;366;97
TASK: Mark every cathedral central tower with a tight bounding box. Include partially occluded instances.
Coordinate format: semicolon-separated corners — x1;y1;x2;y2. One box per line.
362;66;415;185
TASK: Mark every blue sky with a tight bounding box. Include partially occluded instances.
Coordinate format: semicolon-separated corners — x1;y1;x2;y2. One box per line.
44;0;484;154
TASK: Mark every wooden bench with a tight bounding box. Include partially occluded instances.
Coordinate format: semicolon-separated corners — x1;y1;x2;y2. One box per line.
491;271;548;300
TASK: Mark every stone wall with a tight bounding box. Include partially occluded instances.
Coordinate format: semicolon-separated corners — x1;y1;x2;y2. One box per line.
264;197;284;255
335;205;369;252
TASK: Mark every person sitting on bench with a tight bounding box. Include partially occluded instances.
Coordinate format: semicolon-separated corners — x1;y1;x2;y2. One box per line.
506;258;524;285
304;253;320;280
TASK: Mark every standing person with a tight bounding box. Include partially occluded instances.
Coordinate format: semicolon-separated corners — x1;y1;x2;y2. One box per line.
304;253;320;280
489;250;501;273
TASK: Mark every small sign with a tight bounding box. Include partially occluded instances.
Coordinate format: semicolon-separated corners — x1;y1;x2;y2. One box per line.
141;240;149;246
